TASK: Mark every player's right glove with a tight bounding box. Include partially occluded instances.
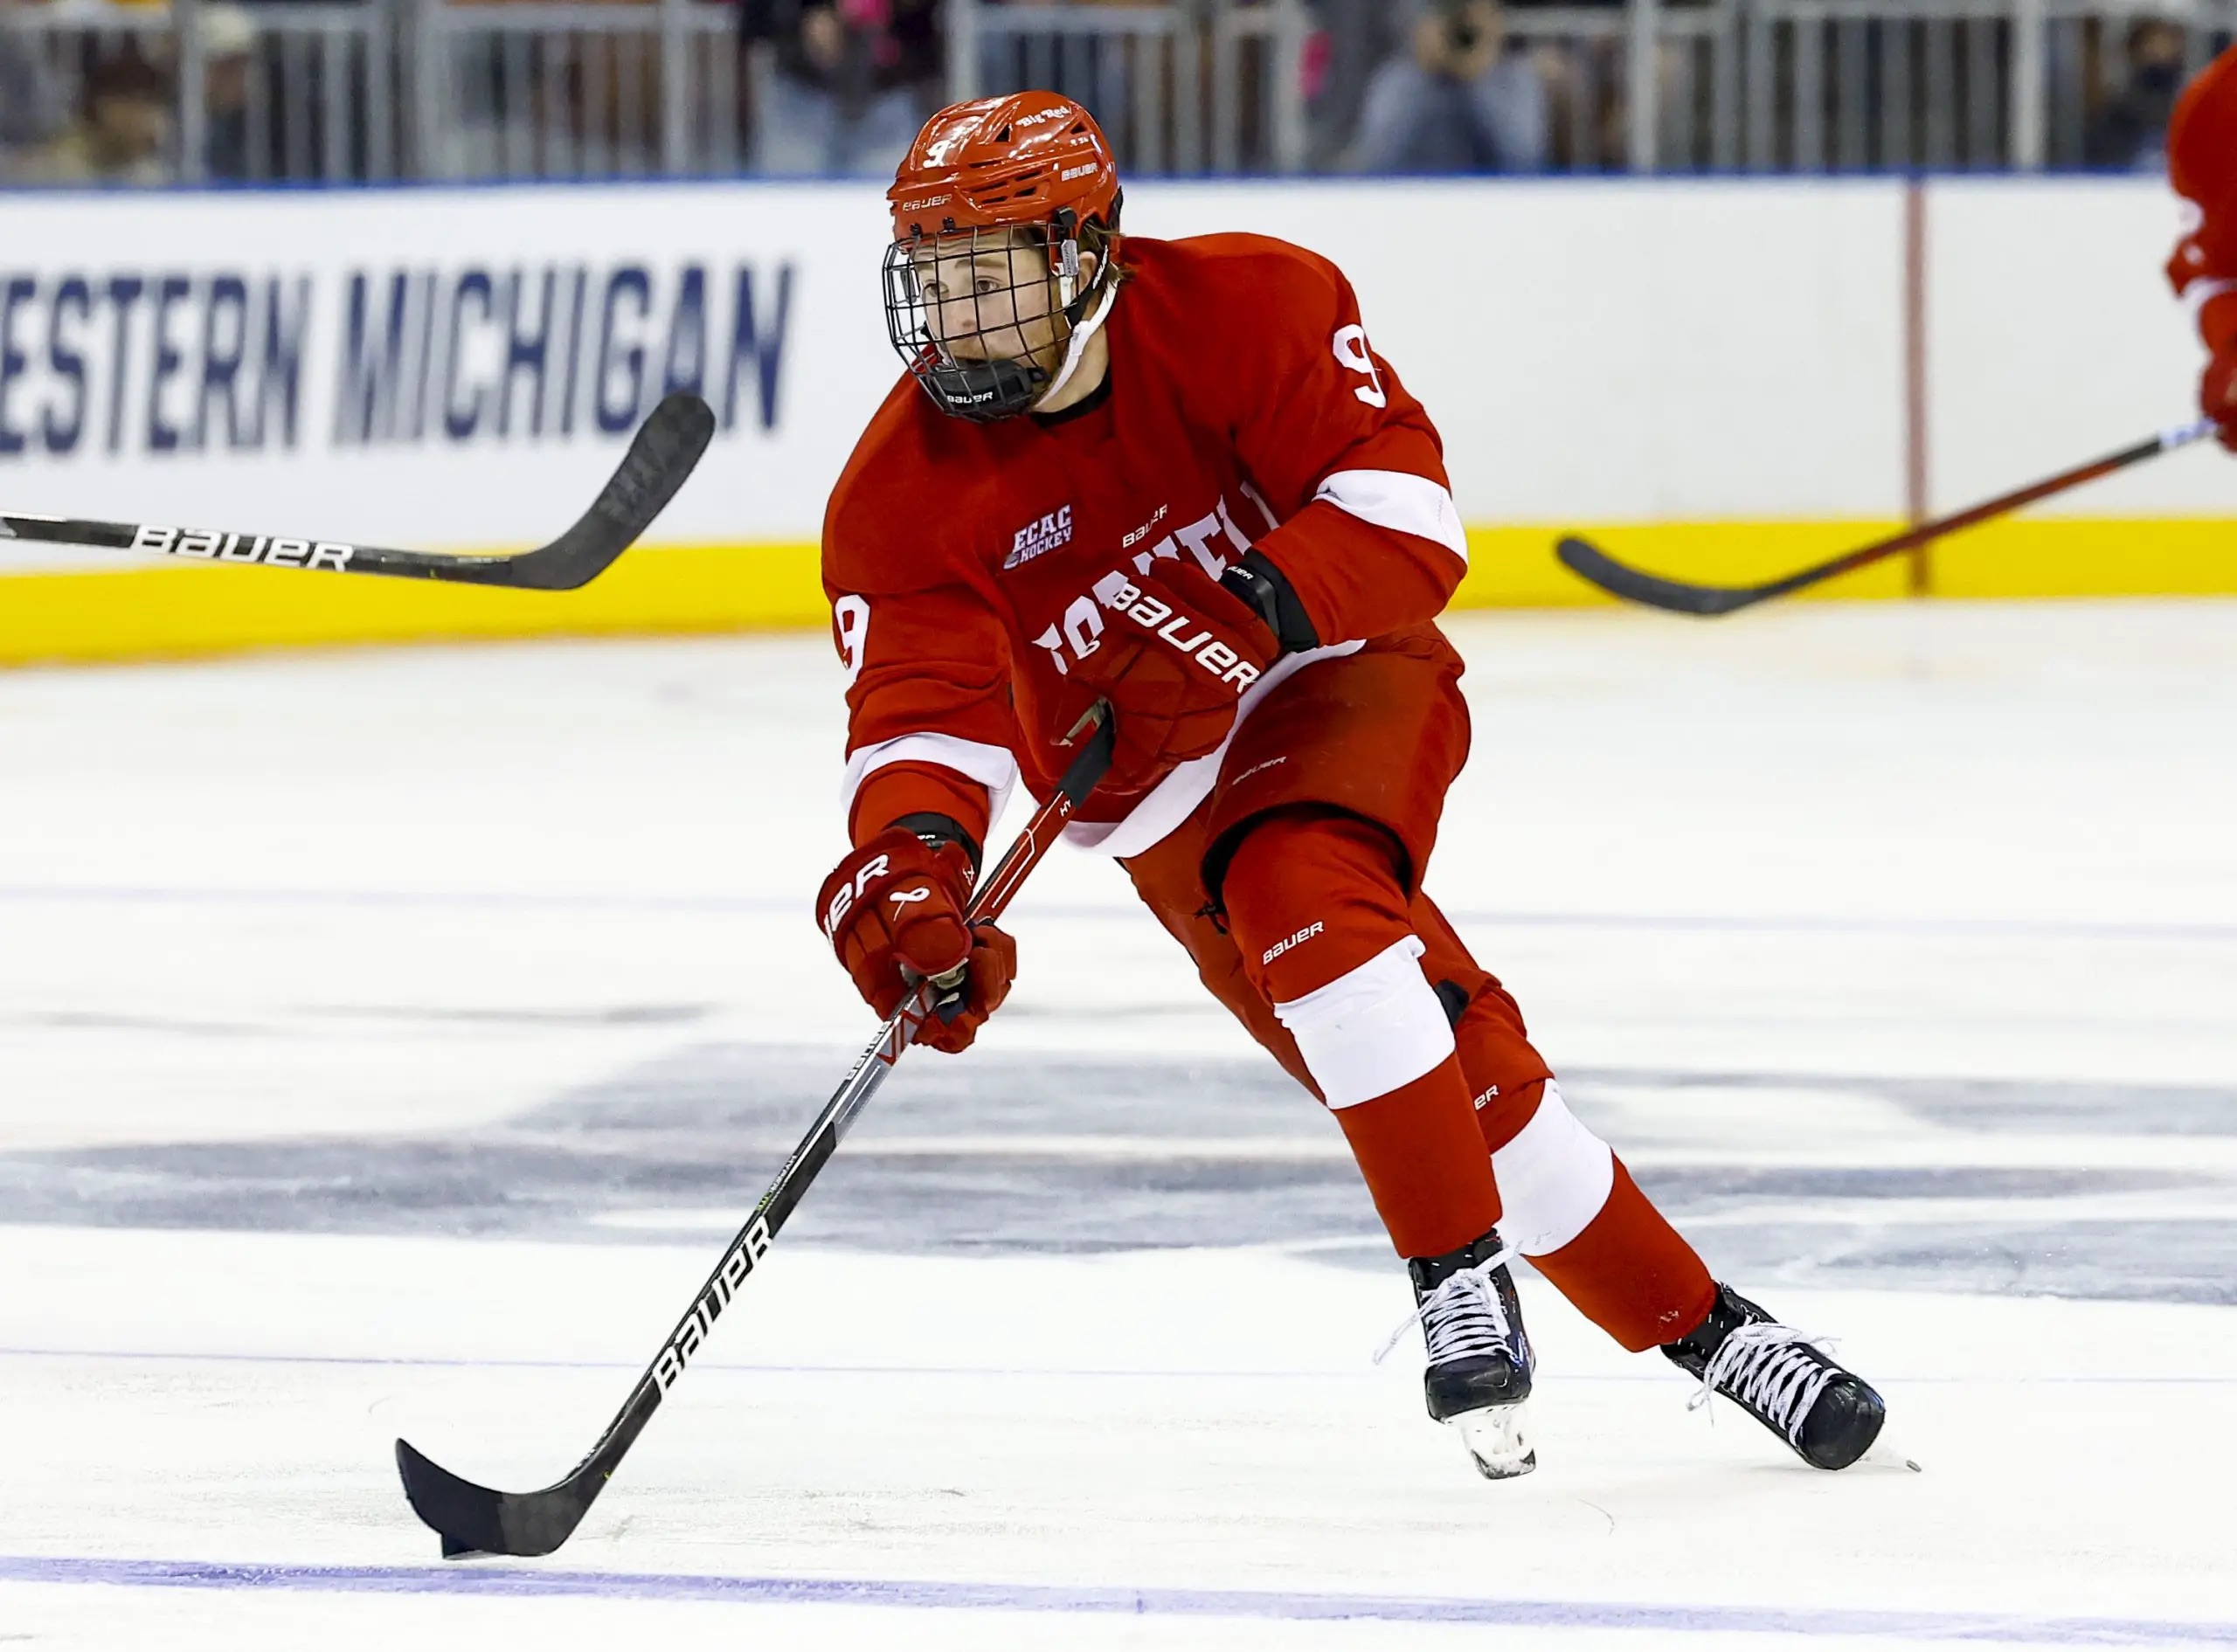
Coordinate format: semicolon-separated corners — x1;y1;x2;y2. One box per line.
816;827;1015;1054
1053;561;1278;795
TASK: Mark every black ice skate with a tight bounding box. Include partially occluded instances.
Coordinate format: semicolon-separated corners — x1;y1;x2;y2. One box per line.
1663;1283;1886;1470
1388;1230;1536;1480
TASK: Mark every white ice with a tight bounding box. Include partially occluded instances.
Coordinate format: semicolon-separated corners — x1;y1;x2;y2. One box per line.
1;598;2234;1649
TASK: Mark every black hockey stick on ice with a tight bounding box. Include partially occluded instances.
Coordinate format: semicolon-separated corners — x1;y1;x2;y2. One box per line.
1556;418;2218;617
0;392;715;592
395;704;1117;1559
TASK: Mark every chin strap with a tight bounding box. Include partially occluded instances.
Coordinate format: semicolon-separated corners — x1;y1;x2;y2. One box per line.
1033;276;1120;411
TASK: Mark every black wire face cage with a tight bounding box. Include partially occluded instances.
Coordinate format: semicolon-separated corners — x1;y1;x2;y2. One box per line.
883;220;1095;423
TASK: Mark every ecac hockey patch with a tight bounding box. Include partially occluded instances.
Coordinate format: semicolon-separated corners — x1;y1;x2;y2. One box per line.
1004;505;1074;570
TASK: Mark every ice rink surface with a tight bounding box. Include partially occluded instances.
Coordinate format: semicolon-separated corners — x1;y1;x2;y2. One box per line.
2;598;2234;1649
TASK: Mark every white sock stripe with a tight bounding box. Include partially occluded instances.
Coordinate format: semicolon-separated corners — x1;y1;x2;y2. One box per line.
1490;1081;1616;1256
1271;936;1454;1110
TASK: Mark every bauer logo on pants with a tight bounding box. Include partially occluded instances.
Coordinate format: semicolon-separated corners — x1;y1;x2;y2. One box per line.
132;524;356;570
1261;921;1324;966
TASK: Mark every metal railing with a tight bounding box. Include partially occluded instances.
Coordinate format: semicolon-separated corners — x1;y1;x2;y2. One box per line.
412;0;741;179
952;3;1203;171
0;0;2229;187
1212;1;1310;171
983;0;2219;176
228;3;398;181
0;0;395;183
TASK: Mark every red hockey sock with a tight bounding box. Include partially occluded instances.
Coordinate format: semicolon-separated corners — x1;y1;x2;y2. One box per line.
1525;1158;1716;1351
1221;812;1500;1261
1332;1054;1503;1260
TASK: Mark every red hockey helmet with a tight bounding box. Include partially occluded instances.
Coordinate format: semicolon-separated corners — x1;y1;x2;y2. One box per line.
883;93;1125;422
887;91;1121;242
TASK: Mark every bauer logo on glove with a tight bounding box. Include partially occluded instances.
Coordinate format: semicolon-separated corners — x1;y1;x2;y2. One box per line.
815;828;1016;1054
820;851;892;938
1090;570;1264;688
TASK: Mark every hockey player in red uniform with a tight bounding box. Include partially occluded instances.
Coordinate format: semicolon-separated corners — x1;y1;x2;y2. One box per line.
816;92;1887;1479
2169;44;2237;450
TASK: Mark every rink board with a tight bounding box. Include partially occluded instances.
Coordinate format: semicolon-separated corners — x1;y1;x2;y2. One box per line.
5;516;2230;667
0;176;2230;664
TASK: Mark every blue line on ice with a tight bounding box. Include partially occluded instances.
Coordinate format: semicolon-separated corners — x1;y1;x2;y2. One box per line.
2;1555;2234;1643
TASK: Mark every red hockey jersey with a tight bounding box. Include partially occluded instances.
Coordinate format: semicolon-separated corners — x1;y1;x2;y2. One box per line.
822;233;1472;859
2169;44;2237;352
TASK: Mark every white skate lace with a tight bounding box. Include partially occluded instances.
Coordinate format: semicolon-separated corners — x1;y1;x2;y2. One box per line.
1693;1321;1839;1446
1373;1246;1517;1366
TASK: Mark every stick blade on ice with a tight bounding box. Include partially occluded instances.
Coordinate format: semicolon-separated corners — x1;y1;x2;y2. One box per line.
394;1437;599;1559
388;714;1116;1561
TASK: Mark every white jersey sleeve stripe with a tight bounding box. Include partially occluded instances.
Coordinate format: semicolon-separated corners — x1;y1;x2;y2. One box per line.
1312;468;1470;564
2182;275;2237;324
840;732;1019;832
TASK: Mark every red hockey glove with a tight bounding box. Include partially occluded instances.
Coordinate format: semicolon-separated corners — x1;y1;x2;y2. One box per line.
1055;563;1277;794
816;827;1015;1054
2203;349;2237;453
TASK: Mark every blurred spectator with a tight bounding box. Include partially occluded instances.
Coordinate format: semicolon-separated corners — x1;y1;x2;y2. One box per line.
1520;0;1631;171
1343;0;1546;173
73;45;173;183
198;3;257;179
743;0;942;176
9;38;172;184
0;1;72;176
1303;0;1389;172
2085;17;2187;169
2;3;260;185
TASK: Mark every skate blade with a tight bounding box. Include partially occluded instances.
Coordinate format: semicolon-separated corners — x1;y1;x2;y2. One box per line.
1451;1400;1536;1480
1859;1424;1922;1474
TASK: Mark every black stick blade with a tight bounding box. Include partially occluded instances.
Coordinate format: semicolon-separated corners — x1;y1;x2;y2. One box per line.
1556;536;1762;617
455;392;717;591
394;1437;597;1559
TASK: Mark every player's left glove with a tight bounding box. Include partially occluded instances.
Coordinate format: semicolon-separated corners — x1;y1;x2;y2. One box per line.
2188;277;2237;453
1053;561;1278;795
816;827;1015;1054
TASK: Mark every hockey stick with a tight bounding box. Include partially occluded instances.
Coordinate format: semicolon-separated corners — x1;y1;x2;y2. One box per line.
0;393;715;592
1556;419;2219;617
395;704;1118;1559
